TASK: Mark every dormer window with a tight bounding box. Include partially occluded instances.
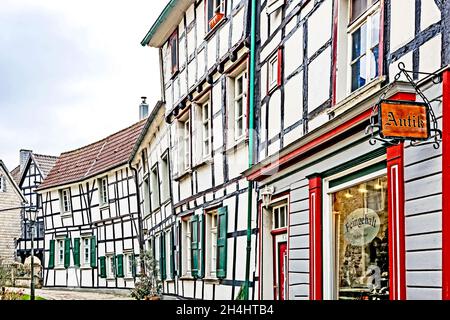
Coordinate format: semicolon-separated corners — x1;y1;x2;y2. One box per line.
207;0;226;31
169;29;179;76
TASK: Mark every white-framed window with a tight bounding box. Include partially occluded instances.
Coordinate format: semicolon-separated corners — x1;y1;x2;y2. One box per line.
142;149;148;174
206;210;218;278
151;165;160;211
266;0;285;14
233;72;247;141
60;188;71;214
272;203;288;230
124;252;134;278
178;112;191;173
98;177;108;206
184;119;190;170
0;175;4;192
348;0;380;92
160;153;170;201
169;29;179;76
207;0;226;32
182;219;192;277
107;255;116;278
82;237;90;266
201;101;212;158
268;52;279;92
143;176;150;216
57;239;64;266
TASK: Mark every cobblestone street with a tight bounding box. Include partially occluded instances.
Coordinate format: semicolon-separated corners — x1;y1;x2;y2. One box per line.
7;287;133;300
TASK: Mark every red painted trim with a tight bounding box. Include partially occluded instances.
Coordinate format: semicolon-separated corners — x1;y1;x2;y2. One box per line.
257;200;263;300
309;176;322;300
331;0;339;106
248;109;373;181
442;70;450;300
271;228;287;236
272;235;277;300
277;47;283;87
386;91;414;300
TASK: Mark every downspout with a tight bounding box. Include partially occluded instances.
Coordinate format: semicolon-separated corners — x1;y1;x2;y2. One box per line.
244;0;257;300
131;165;146;274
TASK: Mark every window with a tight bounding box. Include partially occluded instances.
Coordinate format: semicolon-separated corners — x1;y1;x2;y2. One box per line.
124;253;134;278
331;175;388;300
233;72;247;141
151;165;160;211
98;177;108;206
201;101;212;158
60;188;71;214
83;238;90;266
348;1;380;92
182;219;192;277
142;149;148;174
268;49;282;92
107;255;116;278
272;203;288;230
266;0;285;14
206;210;218;277
184;119;190;169
207;0;226;31
57;239;64;266
169;29;179;76
178;113;191;173
160;153;170;201
143;176;150;216
0;175;4;192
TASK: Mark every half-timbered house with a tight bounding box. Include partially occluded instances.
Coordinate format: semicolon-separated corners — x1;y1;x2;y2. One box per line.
36;120;146;288
10;150;58;264
140;0;259;300
243;0;450;300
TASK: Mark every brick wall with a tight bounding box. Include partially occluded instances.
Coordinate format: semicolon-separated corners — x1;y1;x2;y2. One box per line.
0;165;22;264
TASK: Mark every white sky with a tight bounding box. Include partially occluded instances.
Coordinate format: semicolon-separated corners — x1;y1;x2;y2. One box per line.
0;0;167;169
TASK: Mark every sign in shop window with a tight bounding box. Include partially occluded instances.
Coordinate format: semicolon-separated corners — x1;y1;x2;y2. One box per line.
332;176;389;300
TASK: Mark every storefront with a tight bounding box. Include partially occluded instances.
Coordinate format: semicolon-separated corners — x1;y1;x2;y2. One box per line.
248;71;449;300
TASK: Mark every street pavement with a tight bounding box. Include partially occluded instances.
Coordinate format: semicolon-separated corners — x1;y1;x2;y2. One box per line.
6;287;133;300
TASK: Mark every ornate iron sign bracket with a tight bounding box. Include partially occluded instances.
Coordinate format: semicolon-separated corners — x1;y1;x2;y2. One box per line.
365;62;443;149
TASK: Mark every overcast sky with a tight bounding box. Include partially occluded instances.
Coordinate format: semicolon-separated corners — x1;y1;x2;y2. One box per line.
0;0;167;170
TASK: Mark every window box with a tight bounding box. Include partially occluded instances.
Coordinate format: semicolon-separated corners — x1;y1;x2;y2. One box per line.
209;12;224;30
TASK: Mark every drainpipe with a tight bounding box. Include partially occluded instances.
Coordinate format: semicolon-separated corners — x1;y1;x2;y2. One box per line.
244;0;257;300
130;166;146;274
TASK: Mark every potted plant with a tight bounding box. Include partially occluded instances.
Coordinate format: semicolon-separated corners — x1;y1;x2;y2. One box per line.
130;250;162;300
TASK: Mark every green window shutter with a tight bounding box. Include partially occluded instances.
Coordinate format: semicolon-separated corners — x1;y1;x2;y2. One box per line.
90;236;97;267
73;238;80;267
99;256;106;278
190;215;199;278
170;227;175;278
48;239;55;269
64;237;71;268
116;254;124;277
198;213;205;278
217;206;228;279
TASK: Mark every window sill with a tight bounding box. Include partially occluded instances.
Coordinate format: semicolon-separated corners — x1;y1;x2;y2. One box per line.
191;157;213;170
54;266;66;270
203;277;220;284
204;17;228;41
124;276;134;280
174;170;192;182
179;276;194;281
80;265;92;270
267;83;280;96
99;204;109;210
60;212;72;218
226;137;249;154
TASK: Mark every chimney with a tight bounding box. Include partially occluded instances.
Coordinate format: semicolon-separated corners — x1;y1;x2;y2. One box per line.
20;149;32;172
139;96;149;120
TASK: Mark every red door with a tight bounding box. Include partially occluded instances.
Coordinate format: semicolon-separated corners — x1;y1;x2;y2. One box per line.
278;242;287;300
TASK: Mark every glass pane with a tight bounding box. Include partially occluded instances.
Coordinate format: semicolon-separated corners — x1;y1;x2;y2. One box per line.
203;104;209;121
351;0;368;22
369;45;379;80
371;11;380;47
236;99;243;118
280;206;286;228
236;118;243;137
274;208;279;229
237;76;243;95
333;176;389;300
351;55;367;92
352;24;367;61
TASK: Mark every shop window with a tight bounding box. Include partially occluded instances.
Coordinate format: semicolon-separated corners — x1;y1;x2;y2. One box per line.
331;175;388;300
207;0;226;32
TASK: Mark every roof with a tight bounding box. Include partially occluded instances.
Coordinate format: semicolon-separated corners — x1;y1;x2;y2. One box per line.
141;0;195;47
10;165;21;185
0;160;27;202
37;119;147;191
33;154;58;178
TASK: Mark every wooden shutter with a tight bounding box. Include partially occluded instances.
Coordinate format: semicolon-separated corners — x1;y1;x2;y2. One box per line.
73;238;80;267
217;206;228;279
191;215;199;278
116;254;124;277
90;236;97;267
198;213;205;278
48;239;55;269
170;227;175;278
64;237;71;268
99;256;106;278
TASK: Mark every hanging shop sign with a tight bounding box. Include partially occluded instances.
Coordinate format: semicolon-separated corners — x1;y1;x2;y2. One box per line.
343;208;381;246
379;100;430;140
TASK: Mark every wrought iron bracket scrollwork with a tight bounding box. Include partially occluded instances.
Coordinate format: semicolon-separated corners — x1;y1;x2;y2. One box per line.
365;62;443;149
